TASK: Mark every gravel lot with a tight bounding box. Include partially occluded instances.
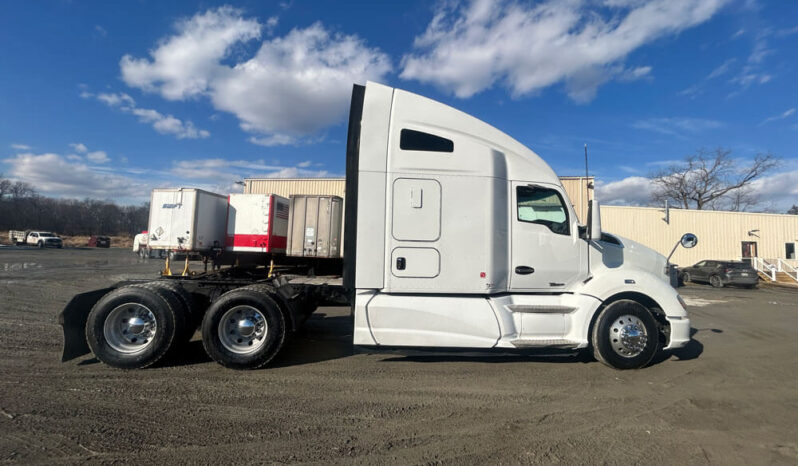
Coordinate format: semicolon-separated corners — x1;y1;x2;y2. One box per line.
1;247;797;464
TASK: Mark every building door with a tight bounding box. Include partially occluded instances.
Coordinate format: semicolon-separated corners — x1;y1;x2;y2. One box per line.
741;241;758;264
787;243;796;260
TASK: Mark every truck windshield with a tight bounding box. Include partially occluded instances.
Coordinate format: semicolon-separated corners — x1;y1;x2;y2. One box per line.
40;233;56;237
517;186;569;235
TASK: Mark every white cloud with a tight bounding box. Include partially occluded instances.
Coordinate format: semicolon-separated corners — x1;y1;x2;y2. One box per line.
94;25;107;37
632;117;724;137
120;7;262;100
86;150;110;164
748;169;798;211
760;108;795;126
10;143;31;151
3;152;147;199
598;163;798;211
169;157;331;193
706;58;736;79
119;7;391;145
69;143;88;153
596;176;654;206
400;0;728;101
93;92;210;139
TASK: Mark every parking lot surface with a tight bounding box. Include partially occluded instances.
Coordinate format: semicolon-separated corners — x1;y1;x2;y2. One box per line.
1;247;797;464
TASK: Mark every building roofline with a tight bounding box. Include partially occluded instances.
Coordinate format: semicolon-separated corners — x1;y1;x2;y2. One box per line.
244;177;347;182
602;204;798;219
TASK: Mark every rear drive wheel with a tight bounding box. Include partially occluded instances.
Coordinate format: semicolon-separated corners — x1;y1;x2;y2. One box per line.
86;286;181;369
591;300;659;370
709;275;724;288
201;286;286;369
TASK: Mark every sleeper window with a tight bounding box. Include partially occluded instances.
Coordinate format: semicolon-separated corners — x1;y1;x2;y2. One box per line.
400;129;454;152
517;186;570;235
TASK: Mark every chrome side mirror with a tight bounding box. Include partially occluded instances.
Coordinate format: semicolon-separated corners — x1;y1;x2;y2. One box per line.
680;233;698;249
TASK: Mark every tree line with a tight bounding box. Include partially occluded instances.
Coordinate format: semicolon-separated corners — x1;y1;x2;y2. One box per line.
0;174;148;236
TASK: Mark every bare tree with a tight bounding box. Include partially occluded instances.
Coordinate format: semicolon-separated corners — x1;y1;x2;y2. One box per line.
650;148;779;211
788;205;798;215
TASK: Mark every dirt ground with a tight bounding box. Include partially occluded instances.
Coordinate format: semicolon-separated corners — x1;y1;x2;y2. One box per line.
1;247;797;465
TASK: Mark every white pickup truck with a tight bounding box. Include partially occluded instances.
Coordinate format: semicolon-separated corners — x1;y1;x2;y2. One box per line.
9;230;63;248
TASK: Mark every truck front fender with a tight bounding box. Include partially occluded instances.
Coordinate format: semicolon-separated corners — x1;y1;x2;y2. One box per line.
576;269;686;319
59;287;113;362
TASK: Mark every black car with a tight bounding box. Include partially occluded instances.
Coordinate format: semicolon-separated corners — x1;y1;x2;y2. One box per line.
88;235;111;248
680;260;759;288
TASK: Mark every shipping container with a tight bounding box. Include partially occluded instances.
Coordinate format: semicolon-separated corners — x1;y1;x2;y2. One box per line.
225;193;290;253
148;188;228;252
287;195;343;258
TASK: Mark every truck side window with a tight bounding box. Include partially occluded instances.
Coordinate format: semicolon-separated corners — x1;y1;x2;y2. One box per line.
400;129;454;152
517;186;570;235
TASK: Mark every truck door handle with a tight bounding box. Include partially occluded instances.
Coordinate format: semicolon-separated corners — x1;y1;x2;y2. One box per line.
515;266;535;275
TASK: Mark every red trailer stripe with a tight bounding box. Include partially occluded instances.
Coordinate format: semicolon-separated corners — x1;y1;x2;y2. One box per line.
226;234;287;250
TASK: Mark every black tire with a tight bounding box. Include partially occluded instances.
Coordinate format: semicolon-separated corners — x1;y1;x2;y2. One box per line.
591;300;659;370
131;282;191;342
201;285;286;369
149;281;198;341
709;274;724;288
86;286;182;369
37;241;44;249
682;272;691;283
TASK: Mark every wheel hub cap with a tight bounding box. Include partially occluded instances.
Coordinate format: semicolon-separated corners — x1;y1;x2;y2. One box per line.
609;315;648;358
103;303;157;354
127;316;147;334
218;305;268;355
237;319;256;337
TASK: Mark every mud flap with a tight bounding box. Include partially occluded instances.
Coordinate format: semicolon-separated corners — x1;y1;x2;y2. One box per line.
59;287;113;362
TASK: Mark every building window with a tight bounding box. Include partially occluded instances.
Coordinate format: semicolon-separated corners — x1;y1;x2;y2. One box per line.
400;129;454;153
517;186;570;235
787;243;796;260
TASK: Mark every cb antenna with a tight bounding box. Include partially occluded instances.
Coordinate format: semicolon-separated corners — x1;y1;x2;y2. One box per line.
584;143;593;283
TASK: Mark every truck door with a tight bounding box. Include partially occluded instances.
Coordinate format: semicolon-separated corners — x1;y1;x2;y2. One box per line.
510;182;584;290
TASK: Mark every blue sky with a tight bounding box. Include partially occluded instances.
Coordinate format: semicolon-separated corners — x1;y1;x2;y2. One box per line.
1;0;796;210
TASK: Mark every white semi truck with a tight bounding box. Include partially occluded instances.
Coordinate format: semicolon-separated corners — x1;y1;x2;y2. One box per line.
60;82;695;371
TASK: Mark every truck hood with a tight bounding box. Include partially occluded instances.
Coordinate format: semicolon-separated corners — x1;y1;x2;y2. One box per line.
611;234;669;283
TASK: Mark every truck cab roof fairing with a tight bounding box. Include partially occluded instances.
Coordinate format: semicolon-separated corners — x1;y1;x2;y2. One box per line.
367;81;561;187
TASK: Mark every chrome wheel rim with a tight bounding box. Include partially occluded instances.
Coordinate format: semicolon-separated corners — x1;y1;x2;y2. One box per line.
683;273;690;282
609;314;648;358
710;275;720;287
218;305;268;354
104;303;157;354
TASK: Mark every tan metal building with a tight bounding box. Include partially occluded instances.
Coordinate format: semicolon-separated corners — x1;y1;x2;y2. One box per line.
244;176;594;222
601;205;798;266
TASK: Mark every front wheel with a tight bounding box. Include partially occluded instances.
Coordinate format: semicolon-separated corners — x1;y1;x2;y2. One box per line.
591;300;659;370
201;286;286;369
709;275;724;288
37;241;44;249
682;272;691;283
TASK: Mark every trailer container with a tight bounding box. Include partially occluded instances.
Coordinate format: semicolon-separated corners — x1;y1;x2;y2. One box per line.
225;193;290;253
147;188;228;252
287;195;343;258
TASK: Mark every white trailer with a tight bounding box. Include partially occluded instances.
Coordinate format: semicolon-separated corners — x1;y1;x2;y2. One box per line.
60;82;695;371
147;188;228;252
225;193;290;253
